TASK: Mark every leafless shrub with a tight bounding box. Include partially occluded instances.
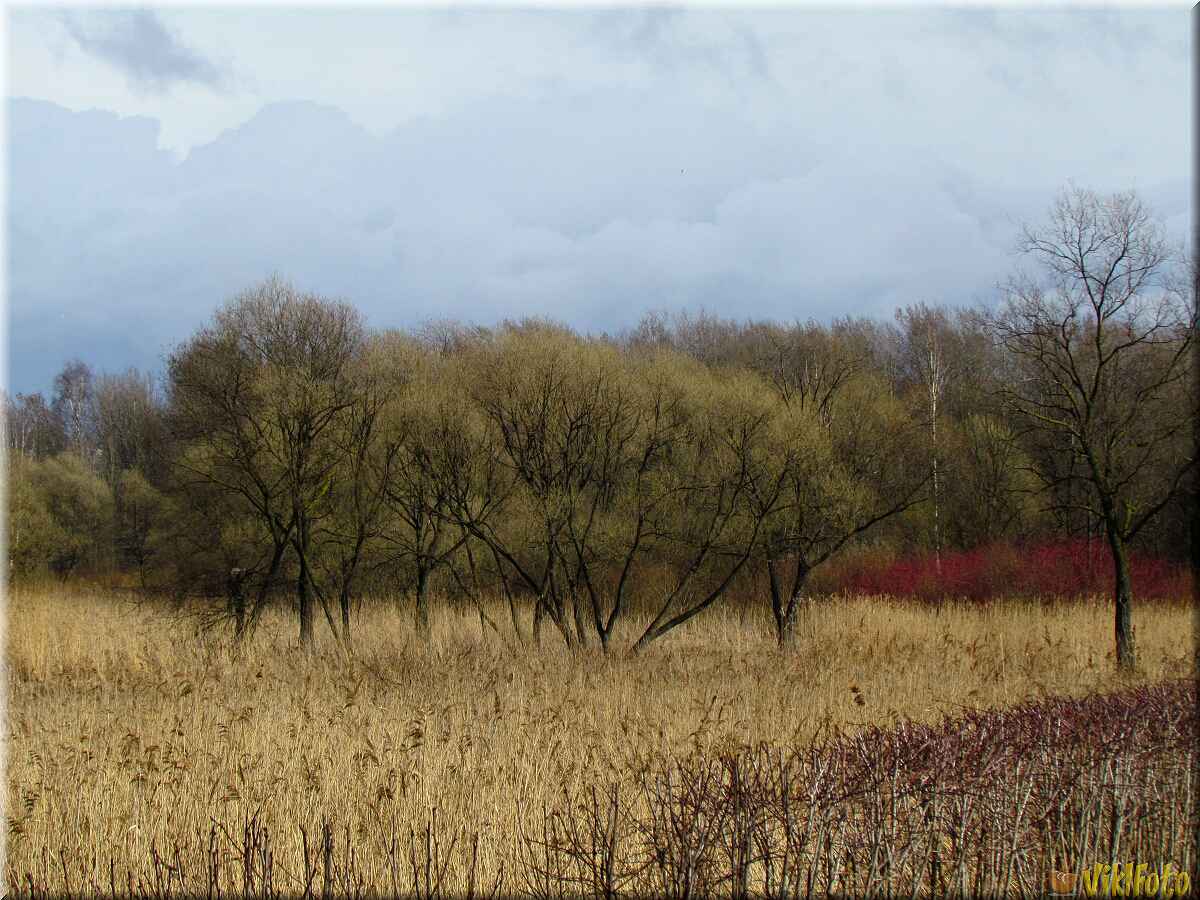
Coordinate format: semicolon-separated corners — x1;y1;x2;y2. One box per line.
525;679;1196;897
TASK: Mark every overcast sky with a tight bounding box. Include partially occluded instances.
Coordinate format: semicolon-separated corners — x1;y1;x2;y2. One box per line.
4;5;1191;395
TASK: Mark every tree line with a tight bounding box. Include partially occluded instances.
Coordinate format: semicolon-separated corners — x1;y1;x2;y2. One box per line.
6;186;1194;667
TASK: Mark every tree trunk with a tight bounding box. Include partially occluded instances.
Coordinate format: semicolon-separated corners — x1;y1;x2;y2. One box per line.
228;568;247;642
777;603;800;649
415;564;431;638
532;596;544;648
544;568;577;650
766;557;786;643
339;588;352;647
1105;529;1136;671
298;551;314;649
763;556;792;648
931;442;942;577
488;545;526;645
246;538;288;636
571;590;590;649
631;550;755;654
510;595;525;645
767;556;809;650
337;538;366;649
929;351;942;578
549;602;577;650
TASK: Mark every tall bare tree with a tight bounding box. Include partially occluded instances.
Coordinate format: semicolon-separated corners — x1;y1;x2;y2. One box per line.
456;329;787;654
4;392;66;459
371;337;478;639
92;369;168;486
760;373;929;647
465;328;621;650
944;413;1042;547
989;186;1196;670
51;359;96;459
629;362;790;653
169;310;295;640
169;277;365;648
737;323;929;646
896;305;954;571
307;331;397;646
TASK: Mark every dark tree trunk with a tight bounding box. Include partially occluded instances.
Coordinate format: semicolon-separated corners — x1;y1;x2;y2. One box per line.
631;549;756;654
338;537;365;648
767;556;810;650
339;589;352;646
1105;528;1137;671
571;590;590;649
777;604;800;649
532;596;544;647
415;564;431;638
766;558;784;642
246;538;288;636
544;567;576;649
228;568;247;641
546;599;577;649
487;545;526;645
509;594;525;645
298;551;314;649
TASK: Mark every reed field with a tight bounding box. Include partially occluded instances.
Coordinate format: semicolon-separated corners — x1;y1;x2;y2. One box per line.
4;585;1197;897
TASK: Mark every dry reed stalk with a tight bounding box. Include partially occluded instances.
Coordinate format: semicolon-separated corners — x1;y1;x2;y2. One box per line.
5;585;1196;896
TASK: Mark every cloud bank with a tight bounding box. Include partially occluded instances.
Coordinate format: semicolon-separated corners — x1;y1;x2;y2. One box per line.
7;9;1189;395
58;10;226;93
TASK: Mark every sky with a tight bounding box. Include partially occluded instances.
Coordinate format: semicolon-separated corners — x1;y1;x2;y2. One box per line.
3;5;1192;396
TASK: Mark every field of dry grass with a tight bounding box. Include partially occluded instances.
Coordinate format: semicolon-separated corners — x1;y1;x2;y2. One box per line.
4;585;1196;896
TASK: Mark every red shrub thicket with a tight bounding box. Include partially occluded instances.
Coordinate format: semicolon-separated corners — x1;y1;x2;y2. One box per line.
829;539;1193;604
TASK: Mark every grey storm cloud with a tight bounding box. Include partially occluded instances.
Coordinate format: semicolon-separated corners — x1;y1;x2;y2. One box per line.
6;8;1189;396
58;10;225;92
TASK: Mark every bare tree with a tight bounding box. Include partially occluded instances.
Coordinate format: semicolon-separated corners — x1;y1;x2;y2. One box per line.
412;370;519;640
895;305;957;572
4;391;66;459
51;359;96;459
371;338;478;639
759;373;929;647
169;310;296;641
465;329;617;650
750;320;866;425
169;277;366;648
629;363;790;653
456;330;787;654
946;413;1042;547
307;332;398;646
988;186;1196;670
740;323;929;647
92;369;168;486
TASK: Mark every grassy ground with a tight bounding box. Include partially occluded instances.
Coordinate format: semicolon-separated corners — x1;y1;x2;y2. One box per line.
4;586;1196;896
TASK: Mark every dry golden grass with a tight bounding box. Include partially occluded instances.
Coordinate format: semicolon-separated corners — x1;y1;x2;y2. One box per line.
4;585;1196;895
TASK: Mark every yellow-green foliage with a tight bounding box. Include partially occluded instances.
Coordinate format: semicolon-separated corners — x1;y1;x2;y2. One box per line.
8;452;113;576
